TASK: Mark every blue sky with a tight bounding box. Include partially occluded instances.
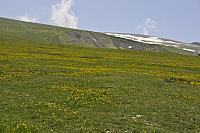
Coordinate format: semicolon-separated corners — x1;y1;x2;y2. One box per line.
0;0;200;42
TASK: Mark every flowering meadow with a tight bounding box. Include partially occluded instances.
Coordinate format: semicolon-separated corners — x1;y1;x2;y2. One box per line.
0;42;200;132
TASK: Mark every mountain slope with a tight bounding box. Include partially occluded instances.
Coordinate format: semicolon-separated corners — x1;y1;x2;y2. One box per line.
0;17;199;56
0;17;115;48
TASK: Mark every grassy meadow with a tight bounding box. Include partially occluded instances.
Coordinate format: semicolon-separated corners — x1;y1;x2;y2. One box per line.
0;42;200;133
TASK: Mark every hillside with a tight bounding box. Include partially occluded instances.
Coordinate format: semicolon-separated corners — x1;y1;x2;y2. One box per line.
0;17;199;55
1;17;200;132
191;42;200;46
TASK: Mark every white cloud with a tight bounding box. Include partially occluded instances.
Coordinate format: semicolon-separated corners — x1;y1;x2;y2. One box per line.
16;13;38;23
51;0;78;28
136;18;158;35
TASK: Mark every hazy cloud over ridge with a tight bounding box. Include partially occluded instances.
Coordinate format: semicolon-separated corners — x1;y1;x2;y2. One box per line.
136;18;158;35
16;13;38;23
51;0;78;28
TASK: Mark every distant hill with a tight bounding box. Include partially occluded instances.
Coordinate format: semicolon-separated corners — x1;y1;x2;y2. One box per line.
191;42;200;46
0;17;199;55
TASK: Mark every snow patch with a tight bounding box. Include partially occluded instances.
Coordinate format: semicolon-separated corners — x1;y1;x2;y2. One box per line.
182;48;196;53
136;115;142;118
92;38;97;41
128;46;132;49
171;45;180;48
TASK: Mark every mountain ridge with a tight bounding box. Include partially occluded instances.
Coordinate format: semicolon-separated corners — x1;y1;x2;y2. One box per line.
191;42;200;46
0;17;199;56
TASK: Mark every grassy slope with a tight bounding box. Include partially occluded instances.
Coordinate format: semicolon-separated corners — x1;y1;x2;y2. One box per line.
0;40;200;132
0;17;114;48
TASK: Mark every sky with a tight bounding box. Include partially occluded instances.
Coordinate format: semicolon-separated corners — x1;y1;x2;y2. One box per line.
0;0;200;42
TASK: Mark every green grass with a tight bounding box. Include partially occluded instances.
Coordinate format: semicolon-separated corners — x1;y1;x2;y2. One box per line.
0;41;200;133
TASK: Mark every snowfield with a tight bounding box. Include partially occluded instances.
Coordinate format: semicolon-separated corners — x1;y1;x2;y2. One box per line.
182;48;196;53
105;32;199;54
